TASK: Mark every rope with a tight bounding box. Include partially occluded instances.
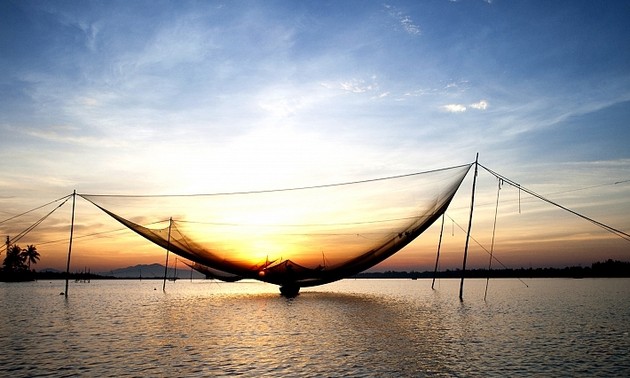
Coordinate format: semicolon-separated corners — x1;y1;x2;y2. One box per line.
0;194;71;225
484;178;502;301
78;163;473;198
176;215;422;228
445;213;529;288
479;164;630;242
445;177;629;216
2;196;71;253
35;219;169;247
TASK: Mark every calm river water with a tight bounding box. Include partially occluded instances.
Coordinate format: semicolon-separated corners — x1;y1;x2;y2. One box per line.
1;278;629;377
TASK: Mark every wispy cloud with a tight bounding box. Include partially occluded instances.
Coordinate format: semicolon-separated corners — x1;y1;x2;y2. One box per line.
16;124;121;148
441;104;467;113
384;5;421;36
77;21;101;52
441;100;489;113
335;77;379;94
469;100;489;110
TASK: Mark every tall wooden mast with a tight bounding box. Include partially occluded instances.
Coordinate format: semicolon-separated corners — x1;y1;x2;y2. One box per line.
162;217;173;291
460;154;478;301
64;190;76;298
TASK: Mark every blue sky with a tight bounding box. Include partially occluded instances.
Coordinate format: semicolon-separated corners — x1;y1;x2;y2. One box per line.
1;0;629;270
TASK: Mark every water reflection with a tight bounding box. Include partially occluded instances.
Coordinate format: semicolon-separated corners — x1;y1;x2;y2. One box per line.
1;279;629;377
150;289;455;376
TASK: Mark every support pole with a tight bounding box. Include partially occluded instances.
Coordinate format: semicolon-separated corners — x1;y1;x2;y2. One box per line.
65;190;76;298
162;217;173;292
484;178;502;301
460;154;479;301
431;213;445;290
173;257;178;280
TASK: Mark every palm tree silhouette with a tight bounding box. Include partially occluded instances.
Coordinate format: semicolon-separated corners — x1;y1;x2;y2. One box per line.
22;245;40;271
3;244;26;272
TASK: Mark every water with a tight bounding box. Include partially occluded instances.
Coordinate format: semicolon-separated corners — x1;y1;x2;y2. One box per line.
1;278;629;377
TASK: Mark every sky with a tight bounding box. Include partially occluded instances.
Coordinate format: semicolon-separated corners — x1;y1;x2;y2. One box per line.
1;0;629;273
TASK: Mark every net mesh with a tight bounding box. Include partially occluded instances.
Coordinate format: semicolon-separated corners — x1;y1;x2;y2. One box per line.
81;164;471;288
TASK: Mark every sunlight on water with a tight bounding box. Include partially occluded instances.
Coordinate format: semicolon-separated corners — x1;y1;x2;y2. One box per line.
1;278;629;377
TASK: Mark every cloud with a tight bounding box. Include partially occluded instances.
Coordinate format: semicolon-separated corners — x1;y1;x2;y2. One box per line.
18;124;120;148
384;5;421;36
258;98;295;118
441;100;489;113
338;78;377;93
400;16;421;36
442;104;467;113
469;100;489;110
72;21;102;52
135;18;213;69
444;80;470;92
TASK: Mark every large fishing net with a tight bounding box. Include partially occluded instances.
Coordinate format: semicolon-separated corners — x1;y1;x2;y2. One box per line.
80;164;472;294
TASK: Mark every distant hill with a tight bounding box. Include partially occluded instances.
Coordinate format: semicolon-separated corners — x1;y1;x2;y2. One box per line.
98;263;205;279
39;268;63;273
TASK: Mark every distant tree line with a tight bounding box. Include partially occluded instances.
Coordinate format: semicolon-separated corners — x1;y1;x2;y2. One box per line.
354;259;630;279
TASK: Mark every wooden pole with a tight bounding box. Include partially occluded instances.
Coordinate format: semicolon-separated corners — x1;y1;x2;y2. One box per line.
162;217;172;292
431;213;445;290
173;257;178;281
460;154;479;301
65;190;76;298
484;179;502;301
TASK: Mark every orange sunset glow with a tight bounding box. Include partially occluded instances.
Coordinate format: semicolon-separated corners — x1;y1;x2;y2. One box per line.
2;161;628;275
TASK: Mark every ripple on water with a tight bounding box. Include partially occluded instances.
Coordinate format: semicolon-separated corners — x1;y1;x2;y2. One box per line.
1;278;629;377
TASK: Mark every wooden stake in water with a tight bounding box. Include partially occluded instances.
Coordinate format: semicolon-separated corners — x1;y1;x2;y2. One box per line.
65;190;76;298
162;217;173;292
431;213;445;290
460;154;478;301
